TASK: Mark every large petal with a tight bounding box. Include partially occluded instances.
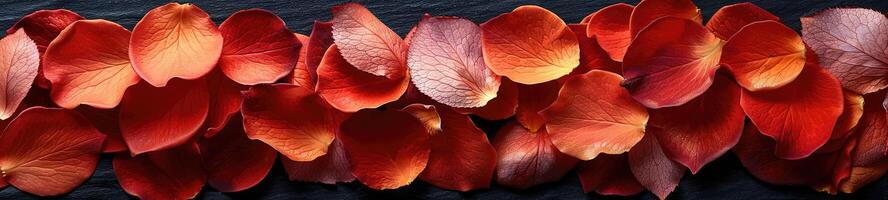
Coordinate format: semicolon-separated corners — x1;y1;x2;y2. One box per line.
493;122;579;189
622;17;724;108
7;9;83;89
480;5;580;84
316;45;409;112
628;134;686;200
648;73;744;173
705;2;779;40
119;79;209;155
542;70;648;160
0;29;39;120
338;109;431;190
516;80;560;132
43;20;139;109
740;54;844;159
721;20;806;91
199;115;276;192
129;3;223;87
219;9;299;85
330;3;407;78
242;84;345;161
801;8;888;94
408;15;500;108
419;107;497;191
629;0;701;37
0;107;104;196
76;106;127;153
570;24;620;74
577;154;644;196
282;139;355;184
201;71;245;138
113;142;205;200
585;3;633;62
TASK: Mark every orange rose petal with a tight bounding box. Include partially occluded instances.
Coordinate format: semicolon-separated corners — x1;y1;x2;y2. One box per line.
282;139;355;184
577;154;644;196
76;106;128;153
199;116;276;192
129;3;223;87
290;33;312;87
331;3;408;78
820;91;864;153
219;9;299;85
0;107;104;196
585;3;633;61
705;2;779;40
629;0;701;37
721;20;806;91
113;142;205;200
542;70;648;160
0;29;39;120
493;122;579;189
453;79;519;120
119;79;209;155
242;84;345;161
420;108;497;191
570;24;620;74
480;6;580;84
622;17;724;108
201;71;245;138
7;9;83;89
840;161;888;193
43;20;140;109
408;15;501;108
740;54;843;160
516;80;561;132
338;109;431;190
316;45;409;112
628;134;686;200
648;73;744;173
401;104;442;134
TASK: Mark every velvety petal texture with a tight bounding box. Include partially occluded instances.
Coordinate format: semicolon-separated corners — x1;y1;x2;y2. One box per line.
706;2;779;40
290;33;312;87
282;139;355;184
219;9;299;85
628;134;687;200
722;20;806;91
7;9;83;88
113;142;205;200
201;71;244;138
76;107;127;153
577;154;644;196
401;104;442;134
494;122;579;189
585;3;633;61
0;29;39;120
299;21;335;87
420;108;497;191
316;45;409;112
515;80;560;132
629;0;702;37
331;3;408;78
199;117;276;192
119;79;209;155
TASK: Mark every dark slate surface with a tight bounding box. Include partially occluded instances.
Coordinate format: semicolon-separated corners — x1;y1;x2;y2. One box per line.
1;0;888;199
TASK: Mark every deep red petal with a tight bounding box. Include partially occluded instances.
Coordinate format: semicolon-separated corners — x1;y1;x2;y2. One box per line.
219;9;299;85
493;122;579;189
516;80;560;132
419;107;497;191
628;134;686;200
629;0;701;37
76;106;127;153
316;45;409;112
584;3;633;61
401;104;442;134
199;115;276;192
303;21;335;87
820;91;864;153
0;29;39;120
705;2;779;40
113;142;205;200
7;9;83;89
577;154;644;196
202;71;245;138
570;24;620;74
119;79;209;155
281;139;355;184
851;92;888;167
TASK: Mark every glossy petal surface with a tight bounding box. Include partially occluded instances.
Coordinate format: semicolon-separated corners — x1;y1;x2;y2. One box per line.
629;0;701;37
219;9;299;85
705;2;779;40
722;20;806;91
119;79;209;155
585;3;633;61
316;45;408;112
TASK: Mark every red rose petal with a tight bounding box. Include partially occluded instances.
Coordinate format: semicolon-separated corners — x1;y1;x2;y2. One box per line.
119;79;209;155
113;142;205;200
493;122;579;189
302;21;335;87
201;71;244;138
338;109;431;190
43;20;139;109
7;9;83;89
419;107;497;191
648;73;744;173
628;134;686;200
820;91;864;153
408;15;501;108
242;84;346;161
851;92;888;167
577;154;644;196
570;24;620;74
801;8;888;94
219;9;299;85
516;80;560;132
199;115;276;192
76;106;127;153
840;161;888;193
282;138;355;184
740;54;844;160
331;3;408;78
622;17;724;108
542;70;648;160
401;104;442;134
0;29;39;120
705;2;779;40
480;5;580;84
290;33;312;87
584;3;633;62
453;79;519;120
0;107;104;196
721;20;806;91
629;0;701;37
316;45;409;112
129;3;223;87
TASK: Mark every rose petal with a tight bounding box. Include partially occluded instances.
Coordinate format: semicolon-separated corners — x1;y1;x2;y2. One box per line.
480;5;580;84
493;122;579;189
0;107;104;196
129;2;223;87
622;17;724;108
721;20;806;91
301;21;335;87
43;20;139;109
338;109;431;190
331;3;408;78
201;71;244;138
401;104;442;134
242;84;345;161
76;106;127;153
453;79;519;120
629;0;701;37
542;70;648;160
282;138;355;184
851;92;888;167
419;107;497;191
801;8;888;94
820;90;864;153
577;154;644;196
316;45;409;112
7;9;83;89
0;29;39;120
290;33;312;87
219;9;299;85
584;3;633;62
628;134;686;200
199;115;276;192
516;80;560;132
840;161;888;193
408;15;500;108
705;2;779;40
570;24;620;74
113;142;205;200
648;73;744;173
119;79;209;155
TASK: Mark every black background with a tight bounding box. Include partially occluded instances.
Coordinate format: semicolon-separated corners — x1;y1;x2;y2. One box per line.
1;0;888;199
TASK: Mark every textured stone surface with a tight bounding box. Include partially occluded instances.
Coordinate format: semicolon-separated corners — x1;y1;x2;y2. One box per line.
1;0;888;199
